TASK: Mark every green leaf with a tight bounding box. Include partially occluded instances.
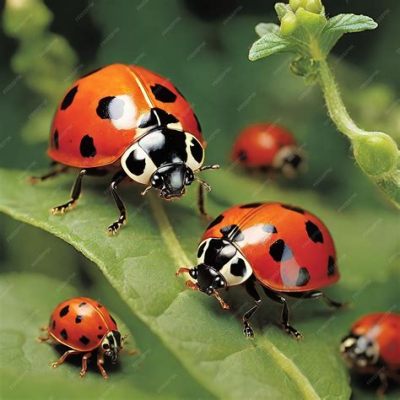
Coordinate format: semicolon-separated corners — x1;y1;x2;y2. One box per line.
249;32;292;61
321;13;378;55
1;167;399;398
255;23;280;37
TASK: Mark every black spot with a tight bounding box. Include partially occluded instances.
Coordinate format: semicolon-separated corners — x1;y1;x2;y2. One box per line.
204;239;237;270
296;267;310;286
75;315;83;324
110;315;117;325
207;214;224;230
151;84;177;103
269;239;286;262
97;304;103;308
59;305;69;317
79;302;87;307
238;150;247;161
281;204;304;214
60;329;68;340
52;320;56;330
79;335;90;346
97;334;103;339
190;137;203;163
305;220;324;243
239;203;262;209
138;107;178;128
230;259;247;277
197;241;206;258
139;127;187;166
52;130;59;150
193;113;202;132
98;325;103;330
61;86;78;110
96;96;124;120
124;149;146;175
262;224;277;233
327;256;336;276
220;224;244;241
81;67;102;78
80;135;97;158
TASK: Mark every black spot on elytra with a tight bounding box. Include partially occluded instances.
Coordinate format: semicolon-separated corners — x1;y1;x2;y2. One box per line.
220;224;244;241
96;96;124;120
230;259;247;277
238;150;247;161
328;256;336;276
296;267;310;286
269;239;293;262
197;241;206;258
138;107;178;128
98;326;103;330
281;204;304;214
75;315;83;324
239;203;262;209
60;329;68;340
61;86;78;110
81;67;102;78
190;137;203;163
110;315;117;325
204;239;236;270
262;224;277;233
151;84;177;103
97;304;103;308
125;149;146;175
79;302;86;307
80;135;96;158
97;334;103;339
52;130;59;150
59;305;69;317
305;220;324;243
193;113;202;132
52;320;56;330
79;335;90;346
207;214;224;230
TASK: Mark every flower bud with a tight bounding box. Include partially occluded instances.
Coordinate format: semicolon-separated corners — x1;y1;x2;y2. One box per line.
280;11;297;36
305;0;322;14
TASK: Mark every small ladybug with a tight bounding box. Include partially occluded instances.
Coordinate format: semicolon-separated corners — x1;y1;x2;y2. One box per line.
340;312;400;395
31;64;218;234
177;202;343;338
39;297;131;379
231;123;305;178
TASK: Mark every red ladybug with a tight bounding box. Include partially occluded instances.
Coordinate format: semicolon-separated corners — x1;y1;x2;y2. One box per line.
231;123;305;177
177;202;343;338
39;297;131;379
340;312;400;394
31;64;218;233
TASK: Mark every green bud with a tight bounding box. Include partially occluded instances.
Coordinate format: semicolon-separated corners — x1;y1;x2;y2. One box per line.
305;0;322;14
353;133;398;176
289;0;303;12
280;12;297;36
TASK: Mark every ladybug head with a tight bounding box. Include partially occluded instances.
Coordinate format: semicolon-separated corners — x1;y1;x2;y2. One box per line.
189;264;227;295
273;146;306;178
340;333;379;369
101;330;122;363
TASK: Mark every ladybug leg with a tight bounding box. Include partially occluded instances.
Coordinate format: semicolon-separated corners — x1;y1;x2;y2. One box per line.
107;170;128;235
51;169;87;215
376;370;388;396
51;349;81;369
197;181;211;220
29;165;69;184
242;279;261;338
80;352;92;378
96;352;109;380
262;287;302;339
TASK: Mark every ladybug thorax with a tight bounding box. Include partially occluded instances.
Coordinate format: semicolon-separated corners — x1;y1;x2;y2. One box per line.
196;238;253;287
100;330;122;363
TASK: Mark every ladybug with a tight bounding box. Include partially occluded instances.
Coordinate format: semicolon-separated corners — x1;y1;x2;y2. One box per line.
231;123;305;178
177;202;343;338
39;297;131;379
340;312;400;394
31;64;219;234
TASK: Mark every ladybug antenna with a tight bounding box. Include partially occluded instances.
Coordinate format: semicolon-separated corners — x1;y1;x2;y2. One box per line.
195;177;211;192
199;164;220;172
141;185;152;196
212;290;230;310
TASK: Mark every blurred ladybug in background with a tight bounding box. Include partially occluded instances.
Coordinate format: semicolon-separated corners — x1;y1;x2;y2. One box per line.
340;312;400;395
39;297;134;379
231;123;306;178
31;64;219;234
177;202;343;339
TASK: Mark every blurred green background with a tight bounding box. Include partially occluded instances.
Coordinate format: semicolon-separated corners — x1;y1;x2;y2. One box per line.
0;0;399;399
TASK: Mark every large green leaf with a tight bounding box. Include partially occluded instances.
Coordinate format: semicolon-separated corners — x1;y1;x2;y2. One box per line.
1;168;399;399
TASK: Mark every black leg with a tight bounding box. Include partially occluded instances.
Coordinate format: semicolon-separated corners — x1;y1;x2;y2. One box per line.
262;286;302;339
197;182;210;219
286;290;345;309
107;171;128;235
51;169;87;215
242;278;261;338
29;165;69;184
377;370;388;396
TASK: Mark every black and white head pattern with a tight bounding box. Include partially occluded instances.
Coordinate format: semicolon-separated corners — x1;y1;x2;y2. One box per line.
197;238;252;287
272;145;305;178
121;127;204;184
